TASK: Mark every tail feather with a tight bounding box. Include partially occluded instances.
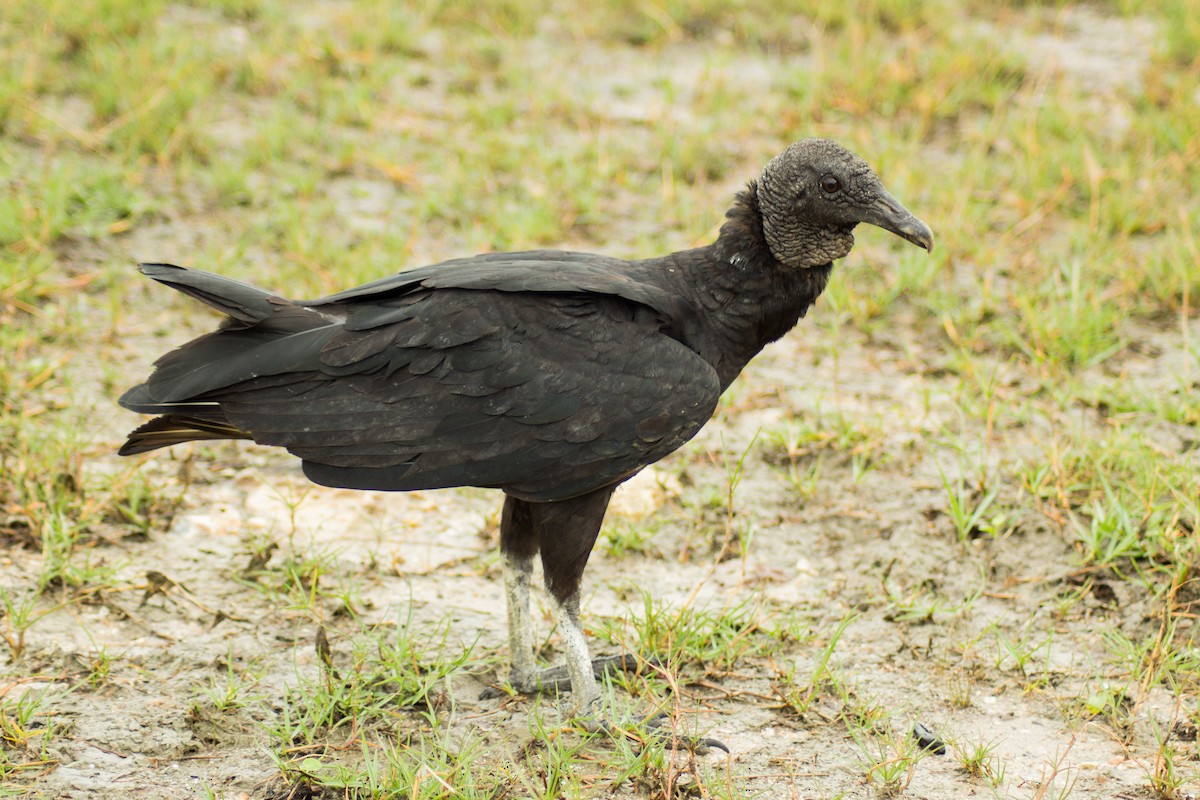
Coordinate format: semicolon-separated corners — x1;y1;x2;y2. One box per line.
124;263;337;405
118;382;224;415
119;264;334;456
119;413;253;456
139;263;285;324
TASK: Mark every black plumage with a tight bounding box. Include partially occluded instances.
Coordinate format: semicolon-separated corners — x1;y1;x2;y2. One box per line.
119;138;932;720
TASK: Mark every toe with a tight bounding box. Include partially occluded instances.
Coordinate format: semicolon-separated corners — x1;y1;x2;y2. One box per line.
644;714;729;754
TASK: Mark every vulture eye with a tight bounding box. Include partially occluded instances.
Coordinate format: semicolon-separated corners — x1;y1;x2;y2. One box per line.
820;174;841;194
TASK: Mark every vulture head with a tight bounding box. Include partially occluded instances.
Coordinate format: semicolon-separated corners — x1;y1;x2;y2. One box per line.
755;138;934;269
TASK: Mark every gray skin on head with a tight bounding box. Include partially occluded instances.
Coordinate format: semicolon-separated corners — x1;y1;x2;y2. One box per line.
756;138;933;269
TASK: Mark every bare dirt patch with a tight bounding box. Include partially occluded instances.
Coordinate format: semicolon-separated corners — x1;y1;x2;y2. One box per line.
10;324;1189;799
2;3;1196;799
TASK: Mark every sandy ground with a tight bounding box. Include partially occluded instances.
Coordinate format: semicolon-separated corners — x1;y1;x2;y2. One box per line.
3;5;1197;799
9;322;1194;799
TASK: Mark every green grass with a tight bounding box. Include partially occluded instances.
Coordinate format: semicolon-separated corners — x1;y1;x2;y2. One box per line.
1;0;1198;796
264;619;473;751
952;736;1007;788
0;683;65;783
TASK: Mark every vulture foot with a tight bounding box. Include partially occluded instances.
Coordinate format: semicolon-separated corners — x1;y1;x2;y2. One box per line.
479;652;656;701
576;713;729;755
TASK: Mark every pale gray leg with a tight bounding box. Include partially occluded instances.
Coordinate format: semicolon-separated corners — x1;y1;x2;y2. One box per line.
552;590;601;718
489;552;630;703
486;489;642;712
504;553;536;690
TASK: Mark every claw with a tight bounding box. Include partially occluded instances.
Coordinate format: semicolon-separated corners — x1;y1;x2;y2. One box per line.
571;713;728;755
478;684;511;701
644;713;729;754
589;652;665;677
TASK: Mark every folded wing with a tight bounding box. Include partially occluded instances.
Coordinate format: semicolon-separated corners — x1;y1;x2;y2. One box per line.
121;262;720;502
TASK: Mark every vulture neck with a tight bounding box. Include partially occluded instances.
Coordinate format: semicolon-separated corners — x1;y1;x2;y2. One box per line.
694;183;833;388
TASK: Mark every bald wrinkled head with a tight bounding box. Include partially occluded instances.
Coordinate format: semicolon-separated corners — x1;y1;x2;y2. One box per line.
756;138;933;269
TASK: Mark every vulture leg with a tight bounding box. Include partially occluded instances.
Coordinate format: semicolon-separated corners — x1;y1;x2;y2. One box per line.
492;490;729;752
492;488;639;717
535;486;613;716
551;587;597;714
502;552;537;689
498;495;540;693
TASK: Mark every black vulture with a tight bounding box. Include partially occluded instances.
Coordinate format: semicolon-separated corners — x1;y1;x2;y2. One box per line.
118;138;932;725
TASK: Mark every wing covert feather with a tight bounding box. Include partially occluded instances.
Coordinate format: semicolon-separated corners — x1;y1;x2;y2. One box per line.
218;291;719;501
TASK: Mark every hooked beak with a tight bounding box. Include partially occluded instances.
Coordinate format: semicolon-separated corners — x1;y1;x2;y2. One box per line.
861;189;934;252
